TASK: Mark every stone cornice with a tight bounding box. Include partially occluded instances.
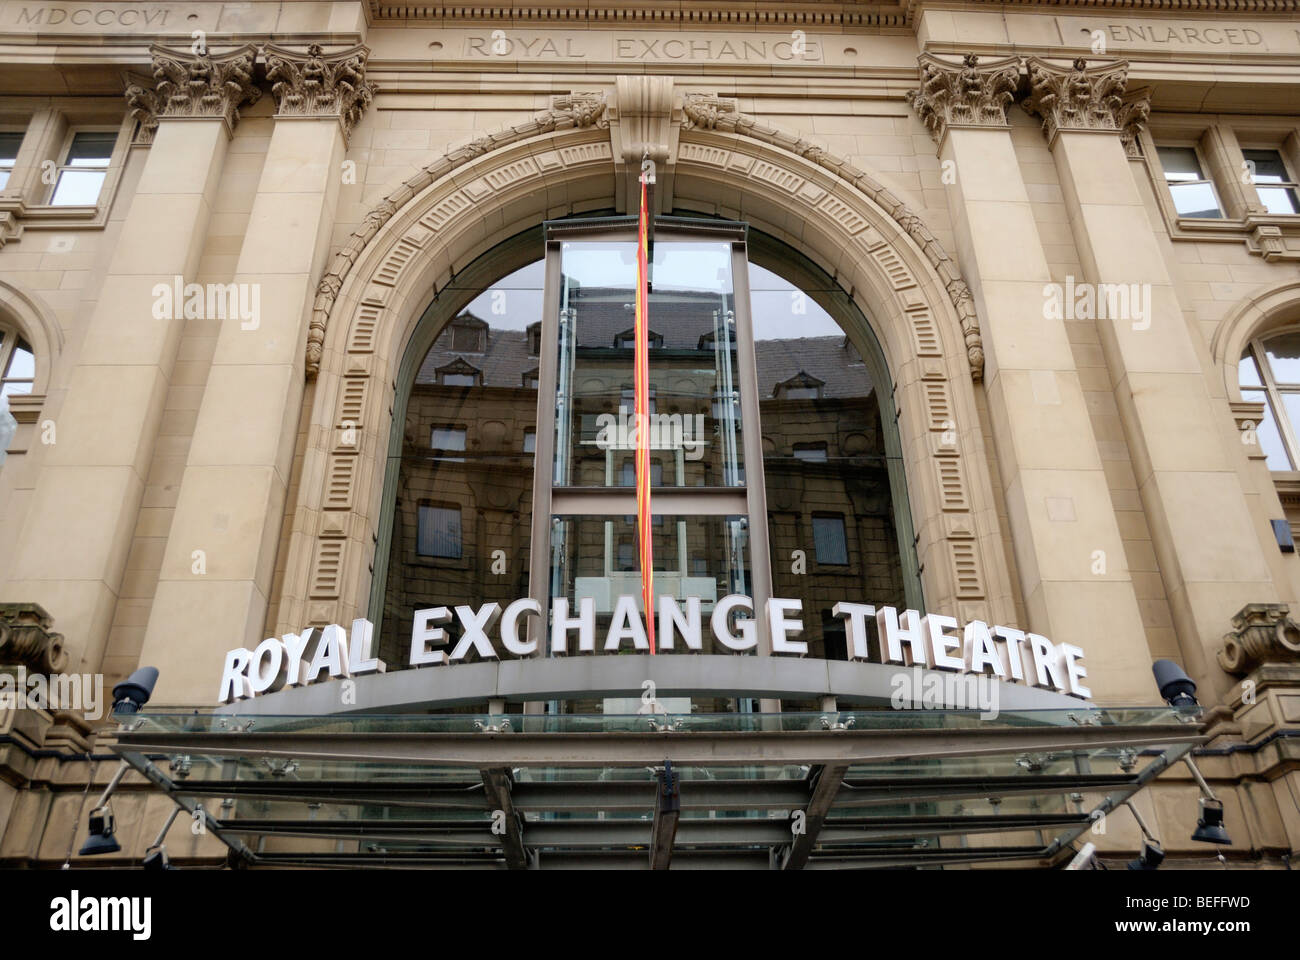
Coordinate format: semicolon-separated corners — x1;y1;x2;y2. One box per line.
1022;56;1131;146
264;42;377;146
126;44;261;136
907;53;1021;146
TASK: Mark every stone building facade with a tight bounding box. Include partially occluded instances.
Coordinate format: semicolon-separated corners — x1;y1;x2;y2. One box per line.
0;0;1297;868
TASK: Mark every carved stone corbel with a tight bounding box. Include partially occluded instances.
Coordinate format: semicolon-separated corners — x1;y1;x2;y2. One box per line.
263;42;377;146
128;43;261;138
612;76;675;213
1021;56;1133;148
1218;602;1300;675
0;602;68;673
906;53;1021;146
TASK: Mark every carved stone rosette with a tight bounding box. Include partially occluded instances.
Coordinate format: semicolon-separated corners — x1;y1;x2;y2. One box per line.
1218;602;1300;675
1022;56;1132;146
0;602;68;674
127;43;261;136
906;53;1021;145
263;42;377;146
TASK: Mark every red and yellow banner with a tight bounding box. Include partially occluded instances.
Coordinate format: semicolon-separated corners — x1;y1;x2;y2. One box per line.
634;174;656;654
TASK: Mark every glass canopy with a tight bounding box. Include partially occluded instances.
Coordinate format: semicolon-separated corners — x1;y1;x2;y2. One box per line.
113;707;1204;869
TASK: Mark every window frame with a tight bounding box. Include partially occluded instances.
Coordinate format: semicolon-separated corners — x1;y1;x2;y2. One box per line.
47;126;118;207
1241;334;1300;471
1240;145;1300;216
0;327;35;397
1154;142;1224;219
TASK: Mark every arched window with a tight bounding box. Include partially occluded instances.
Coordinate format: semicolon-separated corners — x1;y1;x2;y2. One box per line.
1240;331;1300;471
375;220;920;714
0;325;34;397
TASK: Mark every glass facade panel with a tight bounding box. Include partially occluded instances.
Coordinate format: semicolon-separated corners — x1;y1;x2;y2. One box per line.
553;240;743;488
751;262;906;669
377;260;542;667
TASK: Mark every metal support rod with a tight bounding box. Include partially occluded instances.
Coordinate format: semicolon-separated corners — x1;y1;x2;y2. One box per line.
1122;799;1156;842
91;759;130;811
1183;755;1218;802
148;805;182;849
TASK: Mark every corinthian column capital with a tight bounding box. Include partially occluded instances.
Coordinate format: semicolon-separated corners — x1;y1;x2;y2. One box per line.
1022;56;1138;148
125;43;261;137
263;42;377;145
906;53;1021;147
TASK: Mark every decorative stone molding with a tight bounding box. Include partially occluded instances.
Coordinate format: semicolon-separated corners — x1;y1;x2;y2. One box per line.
1218;602;1300;675
612;76;675;211
306;92;607;375
263;42;377;146
1118;92;1151;158
0;603;68;673
1022;57;1131;146
127;44;260;136
305;90;985;382
906;53;1021;145
122;71;160;144
683;93;985;382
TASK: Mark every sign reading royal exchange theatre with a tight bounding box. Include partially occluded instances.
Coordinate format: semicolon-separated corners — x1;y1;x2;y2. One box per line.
0;0;1295;875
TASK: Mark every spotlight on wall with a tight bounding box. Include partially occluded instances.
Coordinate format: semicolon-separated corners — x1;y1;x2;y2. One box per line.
78;806;121;856
1192;798;1232;845
1123;800;1164;870
1151;659;1198;708
1127;840;1165;870
112;666;159;715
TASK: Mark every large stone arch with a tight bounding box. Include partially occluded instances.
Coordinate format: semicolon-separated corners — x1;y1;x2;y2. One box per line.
274;92;1017;640
1211;278;1300;402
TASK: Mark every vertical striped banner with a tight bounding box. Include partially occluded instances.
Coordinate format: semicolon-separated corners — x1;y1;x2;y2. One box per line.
634;174;656;655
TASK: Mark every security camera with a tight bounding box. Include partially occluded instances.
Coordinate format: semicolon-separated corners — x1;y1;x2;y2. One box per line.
1151;660;1198;708
112;666;159;715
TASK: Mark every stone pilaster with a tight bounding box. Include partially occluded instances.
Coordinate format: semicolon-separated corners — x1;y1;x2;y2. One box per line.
139;44;373;702
1023;57;1290;706
910;54;1156;702
0;46;258;678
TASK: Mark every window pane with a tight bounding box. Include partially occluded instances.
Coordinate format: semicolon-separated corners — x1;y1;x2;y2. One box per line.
50;169;105;206
0;132;23;162
1242;149;1289;183
417;505;462;558
5;338;33;379
523;429;536;453
812;515;848;565
0;171;9;190
554;239;743;488
1157;146;1204;181
549;512;751;669
755;260;909;658
1239;351;1263;387
1;380;32;396
1241;389;1292;470
1264;332;1300;385
64;131;116;165
440;373;477;387
1168;182;1222;218
430;427;466;450
1256;186;1300;215
381;260;542;667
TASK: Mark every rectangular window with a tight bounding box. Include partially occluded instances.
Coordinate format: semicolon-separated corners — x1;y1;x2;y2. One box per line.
793;443;828;463
1156;145;1223;218
1243;148;1300;215
417;504;462;559
451;324;484;352
523;428;536;453
50;131;116;206
812;514;849;566
430;426;466;450
0;132;23;190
